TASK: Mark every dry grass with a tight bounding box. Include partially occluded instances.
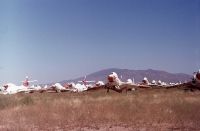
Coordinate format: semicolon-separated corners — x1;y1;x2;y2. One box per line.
0;88;200;130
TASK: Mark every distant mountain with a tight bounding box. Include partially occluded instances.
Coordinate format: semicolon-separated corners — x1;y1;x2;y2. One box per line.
59;68;192;84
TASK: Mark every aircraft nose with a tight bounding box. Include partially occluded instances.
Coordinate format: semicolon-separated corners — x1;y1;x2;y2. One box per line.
196;72;200;80
108;76;114;82
3;85;8;89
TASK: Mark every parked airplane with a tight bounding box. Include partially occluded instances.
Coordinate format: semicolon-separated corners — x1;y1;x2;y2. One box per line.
78;76;95;86
52;76;98;93
106;72;136;93
50;83;72;93
95;81;105;87
193;70;200;83
166;70;200;90
77;76;98;91
22;76;37;87
63;82;88;92
86;81;105;91
192;69;200;88
1;76;38;94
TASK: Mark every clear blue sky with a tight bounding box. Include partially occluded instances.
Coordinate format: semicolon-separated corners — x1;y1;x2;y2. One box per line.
0;0;200;84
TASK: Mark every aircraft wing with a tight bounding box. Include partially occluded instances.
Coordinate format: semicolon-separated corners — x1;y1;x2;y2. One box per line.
85;81;95;83
17;88;36;93
60;88;72;92
87;85;105;91
28;80;38;83
166;82;200;90
119;83;139;89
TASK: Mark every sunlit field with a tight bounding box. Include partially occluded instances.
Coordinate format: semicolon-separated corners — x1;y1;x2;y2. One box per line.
0;88;200;131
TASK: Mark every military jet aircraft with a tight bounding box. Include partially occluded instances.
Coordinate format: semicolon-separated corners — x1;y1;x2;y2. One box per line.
106;72;136;93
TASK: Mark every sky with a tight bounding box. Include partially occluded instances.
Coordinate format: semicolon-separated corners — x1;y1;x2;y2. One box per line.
0;0;200;84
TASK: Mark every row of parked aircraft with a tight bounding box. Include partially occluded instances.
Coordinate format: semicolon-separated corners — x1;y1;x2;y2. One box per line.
0;75;106;94
0;69;200;94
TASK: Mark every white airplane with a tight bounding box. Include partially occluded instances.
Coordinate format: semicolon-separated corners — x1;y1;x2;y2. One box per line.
1;83;33;94
1;76;38;94
127;79;134;85
193;69;200;83
107;72;123;88
86;81;105;91
78;76;95;86
21;76;37;87
157;80;167;87
106;72;136;93
192;69;200;88
74;83;88;92
141;77;150;85
50;83;72;93
62;82;88;92
95;81;105;87
1;83;21;94
165;70;200;90
53;76;103;93
53;76;97;93
157;80;162;85
147;80;158;88
52;81;91;93
30;85;42;91
137;77;153;88
76;76;96;92
151;80;157;85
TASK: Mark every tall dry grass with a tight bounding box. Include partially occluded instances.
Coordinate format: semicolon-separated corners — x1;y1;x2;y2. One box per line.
0;89;199;130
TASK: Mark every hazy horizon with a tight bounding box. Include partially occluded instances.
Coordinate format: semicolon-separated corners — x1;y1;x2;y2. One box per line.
0;0;200;84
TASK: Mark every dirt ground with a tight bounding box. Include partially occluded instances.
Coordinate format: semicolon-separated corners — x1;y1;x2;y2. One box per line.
0;87;199;131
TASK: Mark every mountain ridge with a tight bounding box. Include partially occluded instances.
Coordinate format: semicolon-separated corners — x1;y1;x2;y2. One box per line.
58;68;192;84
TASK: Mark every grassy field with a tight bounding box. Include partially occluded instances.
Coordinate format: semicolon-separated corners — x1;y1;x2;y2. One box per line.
0;88;200;131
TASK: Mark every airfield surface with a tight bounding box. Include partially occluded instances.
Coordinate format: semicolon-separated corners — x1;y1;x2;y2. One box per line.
0;87;200;131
